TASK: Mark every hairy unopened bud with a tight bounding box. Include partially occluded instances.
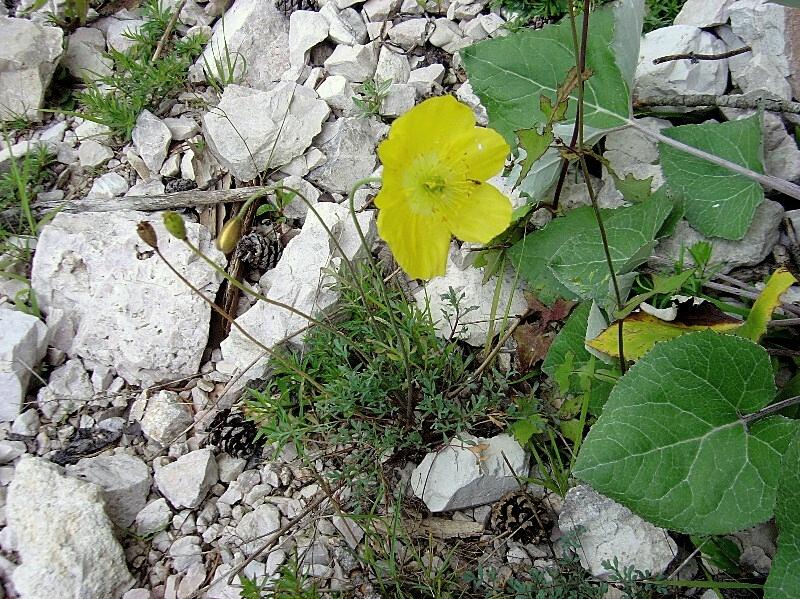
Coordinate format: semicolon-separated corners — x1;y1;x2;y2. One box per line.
137;221;158;249
216;217;242;255
163;211;187;240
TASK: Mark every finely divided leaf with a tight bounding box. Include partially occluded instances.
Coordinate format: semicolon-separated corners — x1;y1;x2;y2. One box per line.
574;331;797;535
659;115;764;240
764;427;800;599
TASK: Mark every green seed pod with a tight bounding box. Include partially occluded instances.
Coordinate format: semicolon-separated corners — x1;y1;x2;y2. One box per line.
137;221;158;249
216;217;242;255
163;211;187;240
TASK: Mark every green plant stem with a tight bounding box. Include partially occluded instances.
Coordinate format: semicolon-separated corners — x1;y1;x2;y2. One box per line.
152;245;325;393
567;0;627;373
741;394;800;426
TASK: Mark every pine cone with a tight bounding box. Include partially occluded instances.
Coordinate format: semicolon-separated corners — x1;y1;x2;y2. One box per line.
205;408;262;458
235;231;283;270
490;490;553;544
275;0;318;16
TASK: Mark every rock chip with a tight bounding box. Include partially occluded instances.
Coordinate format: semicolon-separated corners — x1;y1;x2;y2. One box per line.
31;211;224;387
653;199;784;274
320;4;367;46
387;18;428;49
410;433;528;512
290;10;329;66
131;390;193;446
308;116;387;193
132;110;172;174
235;504;281;556
78;139;114;168
202;82;330;181
0;17;64;121
87;172;130;199
674;0;733;27
106;18;146;53
7;457;134;598
0;306;48;422
197;0;290;90
558;484;677;576
155;449;218;509
323;42;378;82
163;117;200;141
62;27;113;80
67;453;151;528
316;75;357;113
135;498;173;536
36;357;94;420
634;25;728;101
375;46;410;84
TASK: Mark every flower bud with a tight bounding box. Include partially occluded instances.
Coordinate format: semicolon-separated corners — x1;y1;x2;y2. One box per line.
216;216;242;255
137;221;158;249
163;211;187;240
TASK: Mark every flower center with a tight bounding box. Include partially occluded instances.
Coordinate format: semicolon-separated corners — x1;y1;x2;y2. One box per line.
403;152;468;216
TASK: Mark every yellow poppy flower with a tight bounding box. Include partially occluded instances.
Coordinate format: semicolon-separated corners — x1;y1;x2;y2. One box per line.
375;95;512;280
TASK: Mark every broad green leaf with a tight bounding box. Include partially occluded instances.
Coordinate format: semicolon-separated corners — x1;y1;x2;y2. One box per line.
543;303;618;413
764;428;800;599
517;126;554;183
660;115;764;240
574;331;797;534
609;171;653;203
549;194;674;300
735;268;797;342
588;310;740;361
461;0;643;145
690;536;742;576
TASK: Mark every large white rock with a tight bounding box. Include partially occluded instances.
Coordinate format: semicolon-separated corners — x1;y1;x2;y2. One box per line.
66;454;151;528
218;202;376;385
7;457;134;598
0;306;47;422
62;27;113;81
130;390;193;446
198;0;290;90
418;248;528;347
106;18;146;54
0;17;64;121
234;504;281;556
410;433;528;512
154;449;218;509
31;211;224;387
36;358;94;420
132;110;172;175
674;0;734;27
634;25;728;101
653;199;784;274
558;485;678;577
202;82;330;182
289;10;329;67
308;116;387;193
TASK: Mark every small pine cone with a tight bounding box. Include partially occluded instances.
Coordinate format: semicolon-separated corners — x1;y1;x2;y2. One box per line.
490;490;553;544
205;408;262;458
165;178;198;194
235;231;283;271
275;0;317;16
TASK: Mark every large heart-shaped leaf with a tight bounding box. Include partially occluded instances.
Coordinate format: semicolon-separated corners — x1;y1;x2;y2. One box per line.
764;428;800;599
574;331;797;535
659;115;764;240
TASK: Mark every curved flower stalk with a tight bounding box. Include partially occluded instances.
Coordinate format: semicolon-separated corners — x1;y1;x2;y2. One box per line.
374;95;514;280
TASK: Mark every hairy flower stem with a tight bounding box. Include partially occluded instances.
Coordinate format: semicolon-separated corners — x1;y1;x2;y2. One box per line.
568;0;627;372
740;395;800;427
347;177;416;423
151;245;325;393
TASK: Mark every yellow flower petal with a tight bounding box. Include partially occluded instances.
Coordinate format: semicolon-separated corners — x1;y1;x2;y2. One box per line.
444;126;510;182
385;95;475;150
442;182;512;244
377;203;451;279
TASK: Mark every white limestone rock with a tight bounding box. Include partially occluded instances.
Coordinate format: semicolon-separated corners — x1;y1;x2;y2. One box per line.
722;108;800;182
106;18;146;53
36;358;94;420
169;536;203;572
320;4;367;45
198;0;290;90
316;75;357;113
154;449;218;509
234;504;281;556
87;172;130;199
559;484;678;577
279;147;327;177
375;46;410;84
387;18;428;50
653;199;784;274
78;139;114;168
429;17;467;53
0;306;47;422
75;119;113;144
410;433;528;512
278;175;321;221
289;10;329;67
66;454;151;528
674;0;734;27
131;390;193;446
455;81;488;125
0;140;46;174
218;203;376;385
135;498;172;536
126;178;166;197
0;17;64;122
324;42;378;83
634;25;728;101
7;457;134;598
380;83;416;117
308;116;387;193
31;211;224;387
202;82;330;181
363;0;401;22
419;248;527;347
62;27;112;81
163;117;200;141
132;110;172;174
407;64;445;97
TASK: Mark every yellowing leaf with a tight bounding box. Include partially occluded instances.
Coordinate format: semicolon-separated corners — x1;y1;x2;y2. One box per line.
735;268;797;342
588;310;740;361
